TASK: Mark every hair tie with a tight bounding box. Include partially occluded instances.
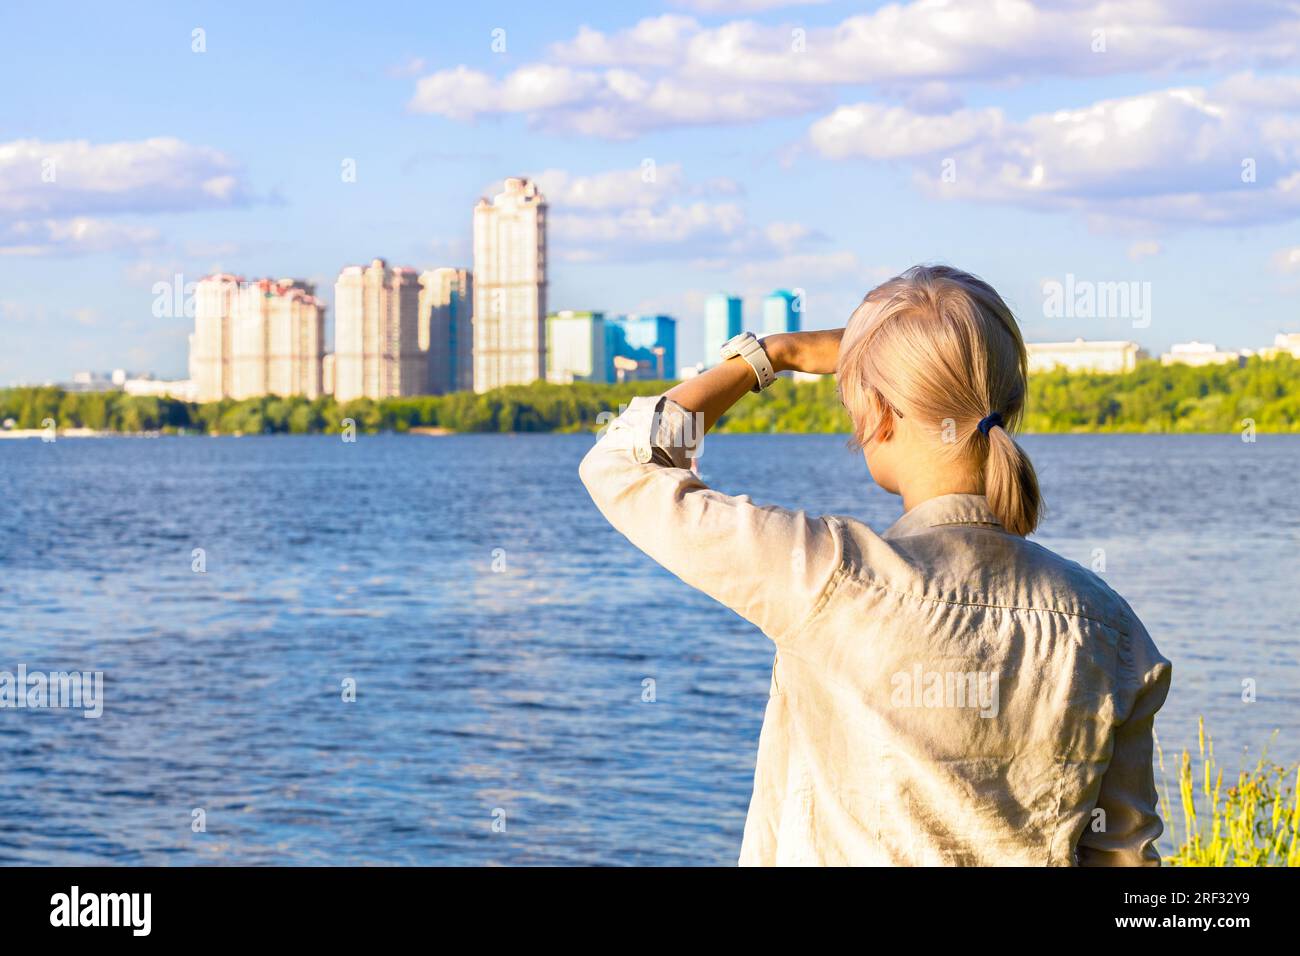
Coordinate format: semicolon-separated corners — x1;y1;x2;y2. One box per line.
977;411;1003;436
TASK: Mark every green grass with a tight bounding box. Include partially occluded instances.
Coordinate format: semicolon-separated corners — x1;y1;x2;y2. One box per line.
1158;718;1299;866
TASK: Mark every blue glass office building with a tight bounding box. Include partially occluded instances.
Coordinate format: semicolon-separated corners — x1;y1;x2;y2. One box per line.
612;314;677;381
763;289;801;335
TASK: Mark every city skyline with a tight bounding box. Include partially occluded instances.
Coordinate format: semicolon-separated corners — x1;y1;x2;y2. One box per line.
170;183;688;399
22;167;1300;395
35;272;1300;394
4;2;1300;386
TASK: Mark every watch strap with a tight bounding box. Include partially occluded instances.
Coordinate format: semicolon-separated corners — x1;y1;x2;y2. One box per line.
723;333;776;392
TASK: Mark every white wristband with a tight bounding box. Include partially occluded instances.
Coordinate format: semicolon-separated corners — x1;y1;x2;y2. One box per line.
720;332;777;393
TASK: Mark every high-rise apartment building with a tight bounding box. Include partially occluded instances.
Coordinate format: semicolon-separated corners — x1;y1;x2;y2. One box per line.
419;267;474;393
192;274;241;402
232;278;325;399
704;294;742;366
191;274;325;402
472;177;547;392
762;289;801;335
333;258;424;402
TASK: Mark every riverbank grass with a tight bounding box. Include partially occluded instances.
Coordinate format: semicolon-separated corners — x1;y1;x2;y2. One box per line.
1159;719;1299;866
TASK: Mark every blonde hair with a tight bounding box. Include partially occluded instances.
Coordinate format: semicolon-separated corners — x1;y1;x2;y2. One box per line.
837;264;1041;536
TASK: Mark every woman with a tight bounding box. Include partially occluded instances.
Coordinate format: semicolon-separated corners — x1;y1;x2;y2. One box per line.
580;265;1171;866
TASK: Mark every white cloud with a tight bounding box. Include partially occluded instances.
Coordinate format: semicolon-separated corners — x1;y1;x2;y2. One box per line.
551;200;825;265
552;16;701;67
528;164;689;209
735;249;863;282
1127;240;1163;261
1270;246;1300;273
521;163;744;211
814;82;1300;230
534;162;811;263
410;62;824;137
762;221;816;252
682;1;1300;85
554;200;749;247
1216;72;1300;112
899;81;966;115
0;137;252;216
547;2;1300;87
387;56;427;79
0;217;161;257
409;3;1300;141
410;64;602;121
810;104;1002;159
670;0;829;12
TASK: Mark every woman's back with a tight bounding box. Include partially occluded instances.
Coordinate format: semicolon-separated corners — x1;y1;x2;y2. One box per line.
740;492;1170;866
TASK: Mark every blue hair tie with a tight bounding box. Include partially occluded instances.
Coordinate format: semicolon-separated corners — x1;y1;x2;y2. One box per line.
977;411;1003;436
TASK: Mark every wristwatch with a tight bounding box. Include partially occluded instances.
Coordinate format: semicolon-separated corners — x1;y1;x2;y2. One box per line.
720;331;777;393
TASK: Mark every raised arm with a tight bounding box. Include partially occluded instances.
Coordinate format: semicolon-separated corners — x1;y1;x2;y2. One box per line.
662;328;844;433
578;329;846;643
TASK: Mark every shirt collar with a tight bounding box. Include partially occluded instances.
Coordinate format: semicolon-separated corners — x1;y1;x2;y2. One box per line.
882;493;1004;540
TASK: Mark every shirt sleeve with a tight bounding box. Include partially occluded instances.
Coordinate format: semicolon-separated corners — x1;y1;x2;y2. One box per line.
578;394;843;644
1076;628;1173;867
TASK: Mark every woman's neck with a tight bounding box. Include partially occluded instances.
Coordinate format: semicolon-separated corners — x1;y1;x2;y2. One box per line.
899;469;984;514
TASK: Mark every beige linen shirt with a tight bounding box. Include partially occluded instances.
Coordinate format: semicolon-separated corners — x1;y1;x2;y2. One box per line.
580;395;1172;866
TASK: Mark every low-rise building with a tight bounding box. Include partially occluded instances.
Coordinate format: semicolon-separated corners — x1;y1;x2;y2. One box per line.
122;377;200;401
1261;332;1300;360
1160;341;1244;367
1025;338;1146;374
65;370;128;392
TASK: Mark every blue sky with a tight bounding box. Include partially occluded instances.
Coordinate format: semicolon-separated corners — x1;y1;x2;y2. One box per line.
2;0;1299;383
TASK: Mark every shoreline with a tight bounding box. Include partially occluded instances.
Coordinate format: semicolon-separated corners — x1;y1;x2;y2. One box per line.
7;356;1300;438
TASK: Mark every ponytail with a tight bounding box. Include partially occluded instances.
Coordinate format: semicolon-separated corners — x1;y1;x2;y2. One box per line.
983;424;1040;536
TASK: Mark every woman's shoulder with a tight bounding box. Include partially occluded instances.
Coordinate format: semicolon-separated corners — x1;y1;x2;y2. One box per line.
823;510;1149;639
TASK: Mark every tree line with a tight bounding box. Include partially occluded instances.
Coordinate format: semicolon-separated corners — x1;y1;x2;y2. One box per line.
4;353;1299;435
